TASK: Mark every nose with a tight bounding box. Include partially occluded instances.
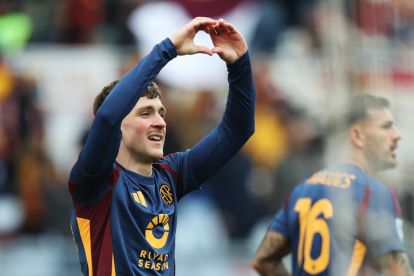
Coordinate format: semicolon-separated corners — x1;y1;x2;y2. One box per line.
153;113;166;128
393;126;401;141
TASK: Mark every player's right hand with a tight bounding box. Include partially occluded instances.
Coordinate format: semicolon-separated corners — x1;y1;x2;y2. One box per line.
170;17;216;56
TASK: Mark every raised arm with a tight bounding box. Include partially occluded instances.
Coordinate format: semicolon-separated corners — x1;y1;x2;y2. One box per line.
252;230;291;276
180;19;255;188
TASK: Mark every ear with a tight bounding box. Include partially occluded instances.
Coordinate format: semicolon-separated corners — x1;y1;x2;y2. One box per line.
349;125;365;148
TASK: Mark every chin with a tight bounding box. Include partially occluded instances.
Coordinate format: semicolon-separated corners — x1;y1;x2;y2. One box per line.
388;160;398;169
150;151;164;161
379;160;397;171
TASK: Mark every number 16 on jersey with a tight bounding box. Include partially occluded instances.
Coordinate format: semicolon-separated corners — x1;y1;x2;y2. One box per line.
295;198;333;274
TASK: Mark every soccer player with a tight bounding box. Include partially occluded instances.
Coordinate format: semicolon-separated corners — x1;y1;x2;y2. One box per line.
68;17;255;275
252;94;413;276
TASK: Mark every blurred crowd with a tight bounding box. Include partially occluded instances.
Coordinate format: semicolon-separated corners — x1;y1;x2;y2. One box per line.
1;0;414;275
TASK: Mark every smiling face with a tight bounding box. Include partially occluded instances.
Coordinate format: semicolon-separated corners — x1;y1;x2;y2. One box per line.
356;107;401;171
120;96;167;164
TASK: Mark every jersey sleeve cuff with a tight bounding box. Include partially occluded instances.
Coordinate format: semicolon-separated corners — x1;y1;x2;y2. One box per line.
162;38;178;60
226;51;251;81
227;51;250;71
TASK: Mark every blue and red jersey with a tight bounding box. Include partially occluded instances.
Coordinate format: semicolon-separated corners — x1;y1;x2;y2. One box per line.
269;163;404;275
68;38;255;275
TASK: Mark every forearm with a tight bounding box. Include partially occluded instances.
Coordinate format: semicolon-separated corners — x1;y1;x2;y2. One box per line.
97;38;176;125
253;231;291;276
185;52;255;184
222;51;255;144
253;260;290;276
378;251;414;276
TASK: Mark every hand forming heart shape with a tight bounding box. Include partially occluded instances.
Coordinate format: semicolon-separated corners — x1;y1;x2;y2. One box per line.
170;17;248;64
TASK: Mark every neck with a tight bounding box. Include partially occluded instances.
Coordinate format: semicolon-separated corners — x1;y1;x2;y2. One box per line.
343;149;376;176
116;155;153;177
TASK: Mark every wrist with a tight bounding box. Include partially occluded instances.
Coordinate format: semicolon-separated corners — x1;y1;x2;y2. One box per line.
169;36;178;48
227;51;248;67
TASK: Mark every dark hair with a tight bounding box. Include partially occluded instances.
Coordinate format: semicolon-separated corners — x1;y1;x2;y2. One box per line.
346;94;390;125
93;80;161;115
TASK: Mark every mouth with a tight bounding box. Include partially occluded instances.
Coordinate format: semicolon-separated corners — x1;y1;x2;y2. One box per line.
390;144;398;158
148;134;164;143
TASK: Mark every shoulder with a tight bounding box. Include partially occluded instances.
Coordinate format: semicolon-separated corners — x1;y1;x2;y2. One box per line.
371;180;400;212
154;152;184;168
354;174;401;218
359;171;393;199
154;152;185;180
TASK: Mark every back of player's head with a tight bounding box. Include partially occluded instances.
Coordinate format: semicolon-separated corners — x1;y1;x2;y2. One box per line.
345;94;390;126
93;80;162;116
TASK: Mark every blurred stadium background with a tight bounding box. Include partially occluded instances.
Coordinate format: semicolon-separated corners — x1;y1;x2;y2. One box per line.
1;0;414;275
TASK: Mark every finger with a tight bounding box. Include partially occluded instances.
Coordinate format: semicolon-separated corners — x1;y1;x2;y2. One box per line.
223;22;238;34
216;19;237;35
217;18;228;29
203;25;213;34
215;18;237;35
208;27;219;38
192;17;217;30
200;24;215;34
211;46;223;55
216;19;227;34
195;45;213;56
194;16;217;24
217;18;226;25
214;25;226;35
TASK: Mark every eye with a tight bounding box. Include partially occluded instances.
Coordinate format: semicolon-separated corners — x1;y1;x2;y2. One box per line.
159;109;166;118
381;122;393;129
140;111;150;117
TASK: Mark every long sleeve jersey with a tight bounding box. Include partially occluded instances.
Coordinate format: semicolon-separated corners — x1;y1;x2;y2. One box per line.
68;38;255;276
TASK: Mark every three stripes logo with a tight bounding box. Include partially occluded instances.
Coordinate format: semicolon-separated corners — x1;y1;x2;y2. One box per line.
132;191;147;207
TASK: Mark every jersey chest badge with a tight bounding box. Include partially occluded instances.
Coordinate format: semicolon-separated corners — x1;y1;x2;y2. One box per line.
159;184;174;205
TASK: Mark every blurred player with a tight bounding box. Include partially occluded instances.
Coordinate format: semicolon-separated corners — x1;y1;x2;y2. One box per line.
68;17;255;275
252;94;413;275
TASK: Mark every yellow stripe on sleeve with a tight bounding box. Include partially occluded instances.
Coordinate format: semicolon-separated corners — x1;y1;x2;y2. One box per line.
76;217;93;276
346;239;367;276
111;254;116;276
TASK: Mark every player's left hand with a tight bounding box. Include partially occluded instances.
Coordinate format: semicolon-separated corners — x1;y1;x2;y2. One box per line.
206;18;248;64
